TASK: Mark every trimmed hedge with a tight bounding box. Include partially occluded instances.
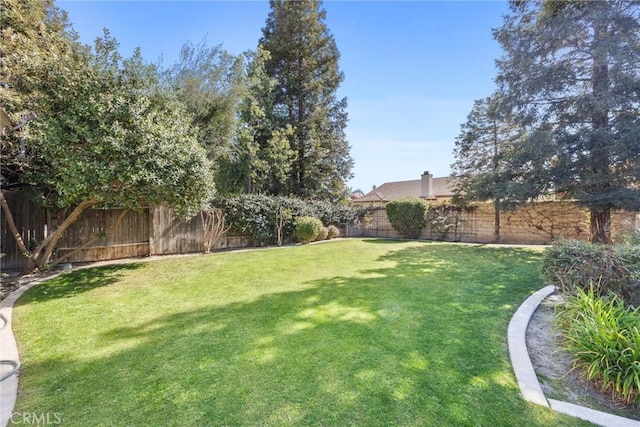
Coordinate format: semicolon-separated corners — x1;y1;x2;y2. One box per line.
386;198;429;239
541;240;640;306
214;195;365;246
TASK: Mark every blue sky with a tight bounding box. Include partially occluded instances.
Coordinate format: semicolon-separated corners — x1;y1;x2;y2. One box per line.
59;0;509;193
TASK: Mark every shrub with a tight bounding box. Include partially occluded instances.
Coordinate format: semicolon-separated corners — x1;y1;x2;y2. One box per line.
557;286;640;406
541;240;640;306
619;222;640;246
216;195;363;246
327;224;340;239
386;198;428;239
316;226;329;241
294;216;323;243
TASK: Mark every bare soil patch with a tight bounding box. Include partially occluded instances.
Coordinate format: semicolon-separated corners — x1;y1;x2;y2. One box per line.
526;294;640;421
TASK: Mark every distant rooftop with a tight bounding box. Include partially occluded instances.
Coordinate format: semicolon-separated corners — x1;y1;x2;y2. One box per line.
355;173;455;203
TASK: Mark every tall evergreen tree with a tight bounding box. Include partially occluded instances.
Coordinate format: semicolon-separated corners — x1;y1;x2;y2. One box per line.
494;0;640;243
216;47;296;196
259;0;353;201
451;94;523;242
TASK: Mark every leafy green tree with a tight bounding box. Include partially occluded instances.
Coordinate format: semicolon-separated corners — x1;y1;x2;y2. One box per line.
494;0;640;244
2;20;214;271
451;94;524;242
259;0;353;200
0;0;80;190
163;39;244;164
216;47;296;196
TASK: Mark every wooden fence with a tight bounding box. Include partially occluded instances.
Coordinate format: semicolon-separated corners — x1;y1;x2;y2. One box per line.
1;191;250;270
4;191;638;270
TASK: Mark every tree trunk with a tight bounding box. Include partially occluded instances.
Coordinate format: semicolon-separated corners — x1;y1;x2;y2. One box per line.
590;207;611;244
492;120;501;243
26;199;99;272
588;23;612;246
494;200;501;243
0;191;30;256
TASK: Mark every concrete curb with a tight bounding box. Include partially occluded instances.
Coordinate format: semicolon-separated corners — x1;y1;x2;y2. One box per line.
508;286;640;427
0;278;51;427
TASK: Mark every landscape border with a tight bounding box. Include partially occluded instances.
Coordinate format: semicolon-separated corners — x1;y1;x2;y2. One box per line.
508;285;640;427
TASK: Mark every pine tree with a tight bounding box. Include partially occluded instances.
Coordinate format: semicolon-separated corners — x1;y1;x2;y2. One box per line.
259;0;353;201
451;94;523;242
494;0;640;243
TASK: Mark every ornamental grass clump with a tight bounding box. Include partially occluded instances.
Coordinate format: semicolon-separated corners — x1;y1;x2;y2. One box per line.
327;224;340;239
316;226;329;241
557;285;640;406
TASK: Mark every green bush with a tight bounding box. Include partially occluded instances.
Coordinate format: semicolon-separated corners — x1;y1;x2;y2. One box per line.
557;286;640;405
316;226;329;241
386;198;429;239
327;224;340;239
541;240;640;306
216;195;364;246
294;216;323;243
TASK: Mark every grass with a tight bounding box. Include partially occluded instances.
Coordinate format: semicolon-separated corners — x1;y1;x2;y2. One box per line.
11;239;592;426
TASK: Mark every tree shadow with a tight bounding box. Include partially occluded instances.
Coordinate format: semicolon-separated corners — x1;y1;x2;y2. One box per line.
14;263;145;305
12;244;581;426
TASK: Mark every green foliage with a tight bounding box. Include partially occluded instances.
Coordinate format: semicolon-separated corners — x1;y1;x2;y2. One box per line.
216;194;363;246
0;0;79;190
163;39;244;165
1;4;215;270
495;1;640;243
386;198;429;239
451;94;524;209
26;32;215;217
216;47;297;196
557;286;640;406
294;216;323;243
541;240;640;306
260;0;353;200
327;224;340;239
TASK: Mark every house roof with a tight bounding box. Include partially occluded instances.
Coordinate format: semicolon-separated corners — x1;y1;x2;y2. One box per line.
355;176;455;203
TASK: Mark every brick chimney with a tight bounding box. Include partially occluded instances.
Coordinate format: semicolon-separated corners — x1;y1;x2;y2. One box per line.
421;171;434;199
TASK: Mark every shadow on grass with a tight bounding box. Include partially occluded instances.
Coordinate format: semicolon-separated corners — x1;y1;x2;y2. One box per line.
14;244;583;426
15;263;145;305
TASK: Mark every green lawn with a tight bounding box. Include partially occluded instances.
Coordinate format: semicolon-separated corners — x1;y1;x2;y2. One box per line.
11;239;591;426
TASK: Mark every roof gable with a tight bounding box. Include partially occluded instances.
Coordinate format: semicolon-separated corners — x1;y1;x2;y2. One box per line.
356;176;455;203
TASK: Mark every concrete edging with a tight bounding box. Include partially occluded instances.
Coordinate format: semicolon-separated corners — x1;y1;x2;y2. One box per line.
508;286;640;427
0;278;51;427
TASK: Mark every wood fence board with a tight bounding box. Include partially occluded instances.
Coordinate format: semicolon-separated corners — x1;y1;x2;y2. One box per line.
150;207;203;255
4;194;639;271
1;191;47;269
